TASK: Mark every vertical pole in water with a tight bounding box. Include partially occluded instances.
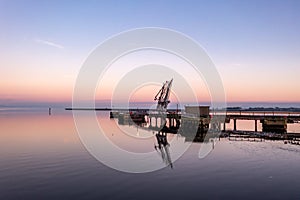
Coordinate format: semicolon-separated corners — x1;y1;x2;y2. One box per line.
49;107;51;116
234;119;237;131
255;120;257;132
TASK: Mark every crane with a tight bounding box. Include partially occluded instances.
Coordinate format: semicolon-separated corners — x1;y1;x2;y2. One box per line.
154;78;173;112
153;79;174;168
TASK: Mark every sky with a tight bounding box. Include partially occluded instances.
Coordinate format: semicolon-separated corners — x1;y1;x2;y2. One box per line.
1;0;300;106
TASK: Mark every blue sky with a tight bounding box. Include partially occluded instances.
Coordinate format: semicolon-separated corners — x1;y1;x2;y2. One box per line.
1;0;300;104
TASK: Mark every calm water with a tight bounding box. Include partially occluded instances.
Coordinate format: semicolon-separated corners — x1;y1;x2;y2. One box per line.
1;108;300;199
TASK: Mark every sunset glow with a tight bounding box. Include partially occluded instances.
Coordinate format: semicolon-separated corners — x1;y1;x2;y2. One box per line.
1;1;300;106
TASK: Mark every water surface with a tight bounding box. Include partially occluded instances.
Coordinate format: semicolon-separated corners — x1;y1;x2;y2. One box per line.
0;108;300;199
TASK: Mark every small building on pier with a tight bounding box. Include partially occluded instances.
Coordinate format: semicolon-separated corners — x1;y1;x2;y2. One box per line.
262;118;287;133
185;105;210;117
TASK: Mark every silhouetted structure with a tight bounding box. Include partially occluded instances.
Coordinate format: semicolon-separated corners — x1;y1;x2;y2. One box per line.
154;132;173;168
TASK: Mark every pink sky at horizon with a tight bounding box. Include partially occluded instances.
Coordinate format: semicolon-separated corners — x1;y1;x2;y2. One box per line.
1;2;300;105
1;78;300;105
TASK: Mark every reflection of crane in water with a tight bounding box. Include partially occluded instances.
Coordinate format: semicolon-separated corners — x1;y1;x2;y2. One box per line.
154;79;173;168
155;132;173;168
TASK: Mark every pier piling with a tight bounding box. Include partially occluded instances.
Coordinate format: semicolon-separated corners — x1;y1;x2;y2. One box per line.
234;119;237;131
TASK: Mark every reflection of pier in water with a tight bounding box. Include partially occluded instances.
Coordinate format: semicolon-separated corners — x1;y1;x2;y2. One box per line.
154;132;173;168
114;108;222;168
115;111;216;142
112;108;300;148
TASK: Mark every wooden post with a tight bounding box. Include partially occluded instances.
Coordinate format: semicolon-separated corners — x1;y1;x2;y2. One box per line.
255;120;257;132
234;119;237;131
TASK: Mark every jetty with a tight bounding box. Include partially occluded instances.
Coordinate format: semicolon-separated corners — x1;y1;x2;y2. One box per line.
66;79;300;141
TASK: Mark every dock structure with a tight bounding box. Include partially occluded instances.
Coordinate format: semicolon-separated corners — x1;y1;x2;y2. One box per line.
66;106;300;135
109;108;300;135
66;78;300;136
221;112;300;133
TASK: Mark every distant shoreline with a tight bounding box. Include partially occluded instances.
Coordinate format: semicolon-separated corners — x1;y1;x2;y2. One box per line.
65;107;300;113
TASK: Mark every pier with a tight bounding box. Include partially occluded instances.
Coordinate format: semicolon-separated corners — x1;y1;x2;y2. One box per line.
66;106;300;135
66;79;300;140
107;108;300;136
221;111;300;133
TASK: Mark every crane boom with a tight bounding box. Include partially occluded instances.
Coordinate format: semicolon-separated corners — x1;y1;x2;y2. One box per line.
154;79;173;111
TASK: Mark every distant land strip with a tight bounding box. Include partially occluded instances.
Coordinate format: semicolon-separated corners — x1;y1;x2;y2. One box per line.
65;107;300;112
227;107;300;112
65;108;180;112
